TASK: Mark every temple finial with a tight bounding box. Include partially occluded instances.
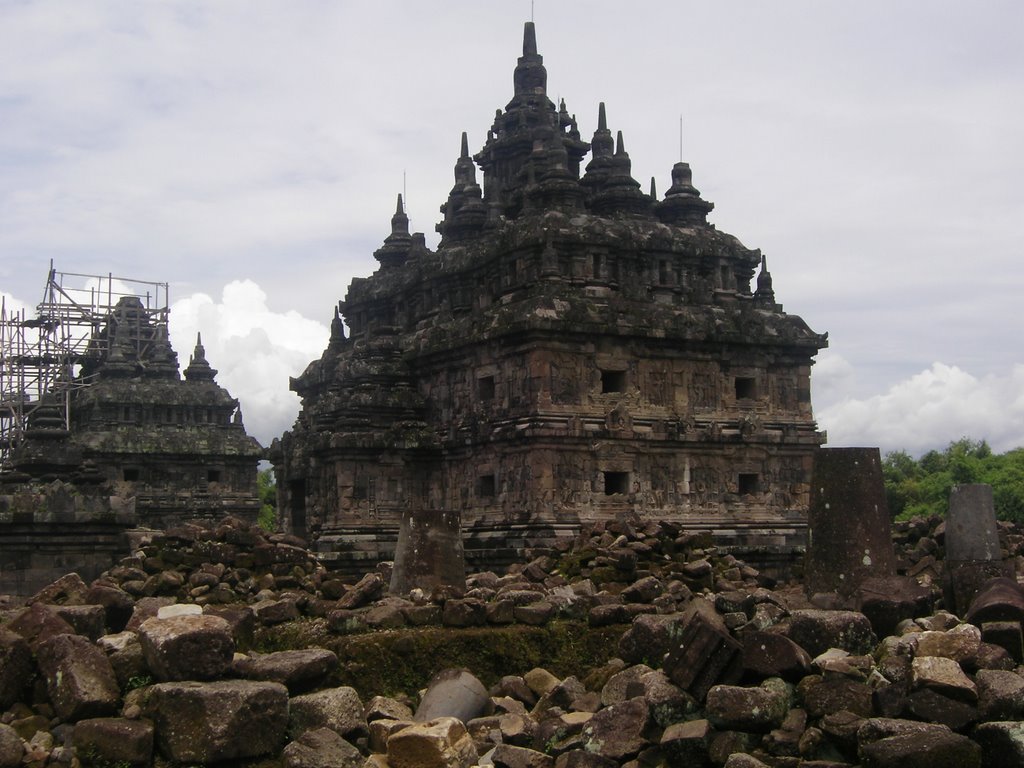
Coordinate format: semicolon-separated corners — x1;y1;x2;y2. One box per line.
523;21;537;56
395;193;405;215
615;130;625;155
650;177;657;198
598;102;607;131
460;131;469;158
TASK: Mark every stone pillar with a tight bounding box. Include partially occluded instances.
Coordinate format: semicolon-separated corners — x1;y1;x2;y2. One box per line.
805;447;896;598
389;509;466;595
945;483;1011;616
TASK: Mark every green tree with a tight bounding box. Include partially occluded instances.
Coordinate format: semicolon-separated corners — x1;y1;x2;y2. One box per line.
882;438;1024;523
257;468;277;531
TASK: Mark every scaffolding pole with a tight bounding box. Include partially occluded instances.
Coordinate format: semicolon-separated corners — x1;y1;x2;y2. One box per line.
0;262;170;470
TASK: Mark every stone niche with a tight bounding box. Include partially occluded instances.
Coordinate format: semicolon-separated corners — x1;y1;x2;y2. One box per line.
273;22;827;577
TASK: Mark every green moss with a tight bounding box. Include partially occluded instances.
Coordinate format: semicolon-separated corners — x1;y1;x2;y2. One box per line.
257;619;627;700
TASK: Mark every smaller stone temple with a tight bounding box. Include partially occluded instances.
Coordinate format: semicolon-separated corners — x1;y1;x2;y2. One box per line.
1;269;263;595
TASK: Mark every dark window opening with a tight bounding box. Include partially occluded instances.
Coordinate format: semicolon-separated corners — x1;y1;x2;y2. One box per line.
290;479;307;538
592;253;603;279
735;377;757;400
479;474;496;497
738;473;759;495
601;369;626;393
123;468;139;482
207;469;221;483
604;471;630;495
353;479;367;501
478;375;495;401
659;260;670;285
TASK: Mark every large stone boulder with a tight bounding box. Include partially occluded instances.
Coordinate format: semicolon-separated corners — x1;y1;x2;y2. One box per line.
0;724;24;768
35;633;120;721
282;727;364;768
578;697;649;761
137;613;234;681
706;678;790;732
386;717;478;768
72;718;154;767
0;629;33;709
289;686;368;739
972;722;1024;768
145;680;289;763
233;648;338;693
781;609;876;657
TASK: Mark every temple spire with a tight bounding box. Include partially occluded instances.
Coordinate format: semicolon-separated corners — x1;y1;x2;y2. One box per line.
523;20;537;56
184;331;217;381
374;193;414;268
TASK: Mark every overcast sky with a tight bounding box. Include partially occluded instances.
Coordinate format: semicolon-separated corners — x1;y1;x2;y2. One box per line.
2;1;1022;456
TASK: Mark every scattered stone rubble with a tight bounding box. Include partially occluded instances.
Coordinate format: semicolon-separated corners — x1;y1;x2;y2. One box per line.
3;513;1024;767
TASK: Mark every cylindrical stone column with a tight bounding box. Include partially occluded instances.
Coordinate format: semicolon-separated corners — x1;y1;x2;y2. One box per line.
389;509;465;595
805;447;897;597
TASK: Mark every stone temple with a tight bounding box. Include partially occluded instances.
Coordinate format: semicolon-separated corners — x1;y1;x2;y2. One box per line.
3;291;262;529
272;22;828;575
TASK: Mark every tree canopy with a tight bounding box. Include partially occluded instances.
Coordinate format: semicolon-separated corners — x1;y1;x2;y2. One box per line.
882;438;1024;522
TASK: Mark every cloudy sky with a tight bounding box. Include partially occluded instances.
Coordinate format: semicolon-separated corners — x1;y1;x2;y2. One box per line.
2;1;1022;456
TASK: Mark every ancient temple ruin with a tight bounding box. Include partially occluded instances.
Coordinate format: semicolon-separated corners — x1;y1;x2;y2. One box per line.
1;267;263;530
273;23;827;573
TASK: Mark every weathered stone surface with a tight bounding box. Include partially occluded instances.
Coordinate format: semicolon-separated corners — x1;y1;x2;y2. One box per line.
616;612;686;665
798;674;874;718
72;717;154;767
782;609;876;657
706;678;790;732
524;667;561;697
443;598;488;627
966;577;1024;626
972;722;1024;768
337;572;385;609
0;723;24;768
742;630;812;682
945;485;1012;613
6;602;76;648
913;623;981;662
977;669;1024;719
52;604;107;640
146;680;289;763
858;729;981;767
662;606;743;700
578;697;649;760
138;613;234;681
415;668;490;722
282;727;364;768
390;509;466;595
722;754;770;768
552;750;617;768
35;633;120;721
386;717;478;768
289;686;368;739
232;648;338;693
857;575;935;639
806;448;897;596
491;743;555;768
659;718;711;765
903;688;980;731
909;656;977;702
0;629;32;709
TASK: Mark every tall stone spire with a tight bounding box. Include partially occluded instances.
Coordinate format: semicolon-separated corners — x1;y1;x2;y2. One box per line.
656;161;714;226
184;332;217;381
475;22;589;218
437;132;487;243
374;194;414;269
513;21;546;99
754;254;780;309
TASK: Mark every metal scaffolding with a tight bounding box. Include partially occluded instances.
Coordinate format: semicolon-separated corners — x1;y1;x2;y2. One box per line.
0;263;169;470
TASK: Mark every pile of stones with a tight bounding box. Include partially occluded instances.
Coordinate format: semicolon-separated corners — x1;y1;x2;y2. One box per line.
3;512;1024;767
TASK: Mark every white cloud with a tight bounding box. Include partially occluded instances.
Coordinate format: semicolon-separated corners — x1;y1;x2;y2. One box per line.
168;280;329;446
819;362;1024;456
